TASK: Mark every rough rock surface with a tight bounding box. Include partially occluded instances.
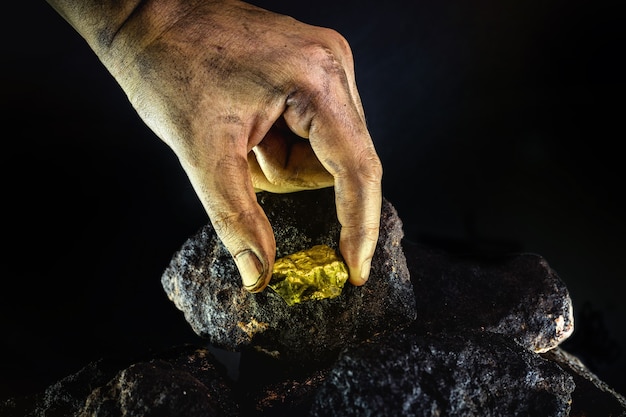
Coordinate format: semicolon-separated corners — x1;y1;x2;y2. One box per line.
309;329;576;417
542;348;626;416
161;188;417;365
236;348;332;417
404;240;574;352
79;356;237;417
3;338;625;417
0;345;238;417
3;191;625;416
0;358;124;417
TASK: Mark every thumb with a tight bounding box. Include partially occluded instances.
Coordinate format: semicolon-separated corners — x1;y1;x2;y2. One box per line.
182;140;276;293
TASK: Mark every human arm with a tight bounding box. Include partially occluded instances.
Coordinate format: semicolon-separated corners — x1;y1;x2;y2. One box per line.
45;0;383;292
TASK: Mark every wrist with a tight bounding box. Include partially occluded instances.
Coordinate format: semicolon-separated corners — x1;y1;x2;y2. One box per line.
46;0;217;78
45;0;144;53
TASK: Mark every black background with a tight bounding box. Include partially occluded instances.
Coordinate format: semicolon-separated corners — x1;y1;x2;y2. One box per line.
2;0;625;400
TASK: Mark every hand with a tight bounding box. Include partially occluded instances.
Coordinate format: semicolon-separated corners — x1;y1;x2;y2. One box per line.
55;0;383;292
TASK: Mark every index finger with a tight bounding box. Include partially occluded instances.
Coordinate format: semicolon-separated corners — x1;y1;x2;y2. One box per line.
282;34;383;285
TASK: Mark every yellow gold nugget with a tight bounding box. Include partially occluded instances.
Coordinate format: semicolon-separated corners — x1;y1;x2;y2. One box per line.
269;245;349;306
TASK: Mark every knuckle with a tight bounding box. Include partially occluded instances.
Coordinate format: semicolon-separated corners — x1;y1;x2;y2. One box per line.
358;149;384;185
211;210;243;241
210;206;257;249
340;224;380;260
284;31;356;129
319;27;353;60
296;32;353;85
338;147;383;186
360;223;381;243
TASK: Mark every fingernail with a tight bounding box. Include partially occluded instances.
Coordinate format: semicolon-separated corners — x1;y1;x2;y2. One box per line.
235;250;265;292
360;257;372;284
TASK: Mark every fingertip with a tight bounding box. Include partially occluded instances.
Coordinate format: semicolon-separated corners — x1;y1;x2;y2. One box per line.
360;256;372;283
348;256;372;286
234;249;272;293
349;275;367;287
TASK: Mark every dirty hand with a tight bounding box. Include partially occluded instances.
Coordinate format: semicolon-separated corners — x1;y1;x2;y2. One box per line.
48;0;382;292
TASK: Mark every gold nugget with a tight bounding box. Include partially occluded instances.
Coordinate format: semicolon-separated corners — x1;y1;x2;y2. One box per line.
269;245;349;306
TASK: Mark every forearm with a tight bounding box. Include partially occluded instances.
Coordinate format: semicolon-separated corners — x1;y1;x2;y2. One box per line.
45;0;144;50
44;0;207;78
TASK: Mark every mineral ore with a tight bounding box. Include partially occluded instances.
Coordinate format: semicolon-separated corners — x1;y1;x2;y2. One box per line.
269;244;349;306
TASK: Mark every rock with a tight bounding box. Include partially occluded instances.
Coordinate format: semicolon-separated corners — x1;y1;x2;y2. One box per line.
403;240;574;352
4;338;625;417
0;357;126;417
0;345;239;417
246;369;329;417
161;188;417;365
5;190;625;416
78;353;237;417
542;348;626;416
236;348;331;417
309;329;576;417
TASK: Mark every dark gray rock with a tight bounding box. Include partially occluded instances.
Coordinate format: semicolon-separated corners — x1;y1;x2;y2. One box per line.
404;240;574;352
542;348;626;417
5;338;625;417
5;190;625;416
161;188;417;365
75;345;238;417
309;329;576;417
236;349;331;417
0;357;126;417
0;345;238;417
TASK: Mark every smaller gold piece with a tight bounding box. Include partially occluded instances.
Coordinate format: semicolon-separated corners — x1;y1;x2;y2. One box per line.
269;245;349;306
